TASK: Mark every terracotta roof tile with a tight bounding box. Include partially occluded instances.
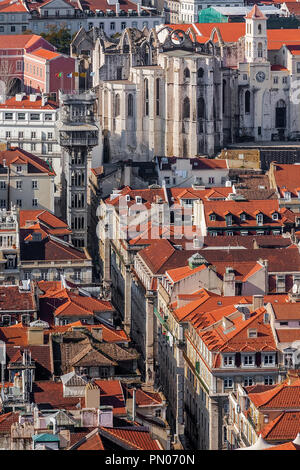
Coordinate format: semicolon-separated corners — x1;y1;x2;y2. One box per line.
261;411;300;441
99;426;161;450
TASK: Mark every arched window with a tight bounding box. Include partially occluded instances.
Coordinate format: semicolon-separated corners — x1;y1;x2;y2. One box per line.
127;94;133;117
156;78;160;116
197;97;205;119
197;68;204;79
276;99;286;128
184;68;190;81
258;43;263;58
183;97;190;119
144;78;149;116
258;24;262;35
245;90;250;114
115;94;120;117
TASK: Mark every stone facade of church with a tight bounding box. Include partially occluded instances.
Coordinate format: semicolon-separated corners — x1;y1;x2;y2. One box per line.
71;6;300;163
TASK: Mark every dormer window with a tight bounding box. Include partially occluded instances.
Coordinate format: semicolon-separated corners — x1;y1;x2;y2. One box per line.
248;328;257;338
272;212;279;221
135;196;142;204
284;191;291;200
256;213;263;226
209;213;216;221
242;353;255;367
297;191;300;200
225;213;233;226
223;354;235;368
16;166;22;173
240;212;247;222
262;353;275;367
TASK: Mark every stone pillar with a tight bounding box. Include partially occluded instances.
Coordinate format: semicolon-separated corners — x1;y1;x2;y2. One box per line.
124;265;132;334
145;292;155;387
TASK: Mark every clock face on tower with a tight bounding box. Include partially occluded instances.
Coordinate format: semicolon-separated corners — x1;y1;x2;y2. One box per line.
256;71;266;83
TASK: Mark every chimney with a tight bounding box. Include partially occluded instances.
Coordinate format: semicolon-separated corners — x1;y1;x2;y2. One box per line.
223;267;235;296
3;159;6;167
91;327;103;342
27;326;44;346
85;382;100;409
59;429;70;449
41;94;48;107
252;295;264;310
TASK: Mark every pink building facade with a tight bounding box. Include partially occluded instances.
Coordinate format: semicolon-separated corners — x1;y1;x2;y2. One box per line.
0;34;76;98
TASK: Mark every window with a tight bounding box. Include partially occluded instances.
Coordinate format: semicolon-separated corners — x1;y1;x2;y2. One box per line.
243;73;247;80
0;181;6;189
5;132;11;138
283;76;288;84
144;78;149;116
272;212;278;220
115;94;120;117
184;67;190;80
11;26;15;32
0;200;5;208
16;199;22;207
240;213;246;222
223;355;235;367
297;62;300;74
263;354;275;366
32;180;38;189
243;354;255;367
16;181;22;189
121;22;126;29
127;94;133;117
284;191;291;200
45;114;52;121
18;131;24;139
225;214;232;226
256;213;263;225
30;113;40;120
183;96;190;119
276;275;285;293
273;76;278;84
209;213;216;221
245;90;250;114
208;177;215;184
156;78;160;116
244;377;254;386
197;67;204;79
264;376;274;385
47;132;53;140
31;143;36;151
16;166;22;173
48;143;53;153
224;377;233;389
110;22;115;31
4;113;13;120
258;42;263;58
258;24;262;34
31;132;36;139
32;198;38;207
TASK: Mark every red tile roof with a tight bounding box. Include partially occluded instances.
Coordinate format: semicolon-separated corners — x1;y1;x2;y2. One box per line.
272;302;300;320
99;426;161;450
0;34;45;50
271;163;300;198
75;430;105;450
276;328;300;343
245;5;267;19
0;412;19;433
81;0;139;14
261;411;300;441
249;379;300;409
264;441;300;450
0;147;55;176
166;264;206;284
93;380;126;415
0;0;28;12
0;95;58;110
0;285;35;312
30;48;61;60
32;381;84;410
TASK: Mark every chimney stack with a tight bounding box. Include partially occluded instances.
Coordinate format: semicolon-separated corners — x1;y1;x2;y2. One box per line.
253;295;264;310
85;382;100;409
91;327;103;342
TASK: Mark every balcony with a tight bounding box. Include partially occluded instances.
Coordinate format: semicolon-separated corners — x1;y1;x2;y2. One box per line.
60;137;98;147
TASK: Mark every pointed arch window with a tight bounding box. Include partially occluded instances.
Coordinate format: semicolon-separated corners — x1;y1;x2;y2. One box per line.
144;78;149;116
184;68;190;81
258;43;263;58
245;90;250;114
258;24;262;35
183;97;190;119
127;94;133;117
115;93;120;117
156;78;160;116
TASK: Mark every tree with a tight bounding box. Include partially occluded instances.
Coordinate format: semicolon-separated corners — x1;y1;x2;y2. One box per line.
41;26;72;54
